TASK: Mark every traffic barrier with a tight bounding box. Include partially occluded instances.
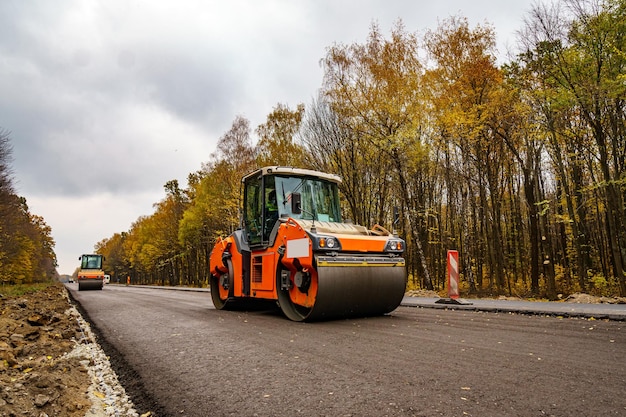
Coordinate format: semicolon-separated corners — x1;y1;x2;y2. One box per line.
435;250;472;306
447;250;459;299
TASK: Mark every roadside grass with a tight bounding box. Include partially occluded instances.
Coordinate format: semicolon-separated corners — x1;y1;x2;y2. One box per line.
0;281;58;298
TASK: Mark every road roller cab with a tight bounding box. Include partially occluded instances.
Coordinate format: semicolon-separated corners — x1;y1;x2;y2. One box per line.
77;254;105;291
209;166;406;321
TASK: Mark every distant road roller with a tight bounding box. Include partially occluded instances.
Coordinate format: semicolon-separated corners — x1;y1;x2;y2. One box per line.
209;166;406;321
77;254;105;291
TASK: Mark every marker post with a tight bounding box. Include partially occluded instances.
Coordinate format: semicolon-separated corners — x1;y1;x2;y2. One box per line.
435;250;473;306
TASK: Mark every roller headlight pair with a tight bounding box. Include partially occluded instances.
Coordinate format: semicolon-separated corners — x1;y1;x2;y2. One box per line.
312;235;341;251
384;238;405;253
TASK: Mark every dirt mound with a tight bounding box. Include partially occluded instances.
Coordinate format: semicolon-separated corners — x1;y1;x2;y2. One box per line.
0;284;93;416
1;284;141;417
563;293;626;304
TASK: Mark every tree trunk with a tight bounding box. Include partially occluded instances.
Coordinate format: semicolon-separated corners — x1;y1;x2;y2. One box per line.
392;149;432;290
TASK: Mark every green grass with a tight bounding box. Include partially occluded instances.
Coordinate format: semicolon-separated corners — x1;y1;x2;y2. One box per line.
0;281;57;298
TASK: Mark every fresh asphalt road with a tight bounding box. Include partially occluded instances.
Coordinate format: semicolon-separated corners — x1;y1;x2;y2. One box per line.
67;284;626;417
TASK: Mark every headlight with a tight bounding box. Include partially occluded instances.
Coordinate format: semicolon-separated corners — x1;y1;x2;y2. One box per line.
384;238;405;253
313;235;341;251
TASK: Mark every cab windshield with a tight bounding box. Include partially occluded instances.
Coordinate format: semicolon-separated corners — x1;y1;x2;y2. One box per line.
243;174;342;247
275;176;341;223
80;255;103;270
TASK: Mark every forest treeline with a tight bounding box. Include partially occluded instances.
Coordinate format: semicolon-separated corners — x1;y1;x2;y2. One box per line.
0;129;57;284
91;0;625;298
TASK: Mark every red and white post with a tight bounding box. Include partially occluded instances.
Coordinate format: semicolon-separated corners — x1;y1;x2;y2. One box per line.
447;250;460;299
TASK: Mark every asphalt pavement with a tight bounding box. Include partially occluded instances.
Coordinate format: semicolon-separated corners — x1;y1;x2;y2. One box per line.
69;284;626;416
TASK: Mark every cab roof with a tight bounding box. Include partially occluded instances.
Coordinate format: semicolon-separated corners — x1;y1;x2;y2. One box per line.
242;166;342;184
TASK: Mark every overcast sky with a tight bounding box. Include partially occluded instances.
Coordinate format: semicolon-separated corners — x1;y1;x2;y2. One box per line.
1;0;536;275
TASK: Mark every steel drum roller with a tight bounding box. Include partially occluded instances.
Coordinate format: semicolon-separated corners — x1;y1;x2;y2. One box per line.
78;280;103;291
299;255;406;321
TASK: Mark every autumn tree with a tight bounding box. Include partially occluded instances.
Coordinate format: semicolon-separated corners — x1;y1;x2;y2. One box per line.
0;128;13;198
425;16;513;293
122;215;154;283
0;129;14;283
300;95;390;227
255;103;307;167
0;129;57;284
519;0;626;295
507;29;591;295
177;116;257;285
321;20;433;288
199;115;257;236
95;232;128;282
26;211;57;281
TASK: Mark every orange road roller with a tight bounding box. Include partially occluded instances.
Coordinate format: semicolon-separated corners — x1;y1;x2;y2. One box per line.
77;254;105;291
209;166;406;321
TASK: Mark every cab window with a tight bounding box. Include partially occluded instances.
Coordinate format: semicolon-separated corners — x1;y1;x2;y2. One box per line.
244;175;262;245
